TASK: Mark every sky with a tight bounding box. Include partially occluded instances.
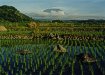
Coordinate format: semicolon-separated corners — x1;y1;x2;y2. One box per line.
0;0;105;20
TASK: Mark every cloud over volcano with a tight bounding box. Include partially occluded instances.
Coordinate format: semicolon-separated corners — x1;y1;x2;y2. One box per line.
43;8;65;16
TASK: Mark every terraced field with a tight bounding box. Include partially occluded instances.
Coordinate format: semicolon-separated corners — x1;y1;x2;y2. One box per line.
0;39;105;75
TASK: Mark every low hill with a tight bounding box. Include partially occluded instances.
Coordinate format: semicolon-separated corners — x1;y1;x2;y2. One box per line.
0;5;34;22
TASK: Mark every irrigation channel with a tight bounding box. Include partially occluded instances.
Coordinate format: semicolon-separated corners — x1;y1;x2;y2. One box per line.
0;39;105;75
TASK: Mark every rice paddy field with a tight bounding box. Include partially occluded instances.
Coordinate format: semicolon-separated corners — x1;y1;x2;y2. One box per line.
0;39;105;75
0;20;105;75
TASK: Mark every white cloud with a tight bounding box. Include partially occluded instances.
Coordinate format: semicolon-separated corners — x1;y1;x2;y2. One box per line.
43;8;65;17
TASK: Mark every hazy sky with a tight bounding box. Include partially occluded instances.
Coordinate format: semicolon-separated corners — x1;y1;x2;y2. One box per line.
0;0;105;19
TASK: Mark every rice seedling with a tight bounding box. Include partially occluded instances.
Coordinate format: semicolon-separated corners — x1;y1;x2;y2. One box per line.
0;37;105;75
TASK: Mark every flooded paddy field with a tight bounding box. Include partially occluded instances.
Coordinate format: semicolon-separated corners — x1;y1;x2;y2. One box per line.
0;39;105;75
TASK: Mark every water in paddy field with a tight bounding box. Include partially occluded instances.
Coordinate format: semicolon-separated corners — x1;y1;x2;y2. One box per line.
0;39;105;75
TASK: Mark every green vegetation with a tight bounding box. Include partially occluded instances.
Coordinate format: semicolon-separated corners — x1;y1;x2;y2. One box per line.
0;5;34;22
0;39;105;75
0;20;105;40
0;5;105;75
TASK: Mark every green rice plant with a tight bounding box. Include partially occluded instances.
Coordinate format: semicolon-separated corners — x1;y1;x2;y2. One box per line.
79;61;84;75
11;69;14;75
49;70;53;75
0;65;2;72
88;63;94;75
0;39;105;75
71;60;75;75
19;70;23;75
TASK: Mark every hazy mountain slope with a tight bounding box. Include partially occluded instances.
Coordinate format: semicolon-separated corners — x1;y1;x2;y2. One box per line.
0;5;34;22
